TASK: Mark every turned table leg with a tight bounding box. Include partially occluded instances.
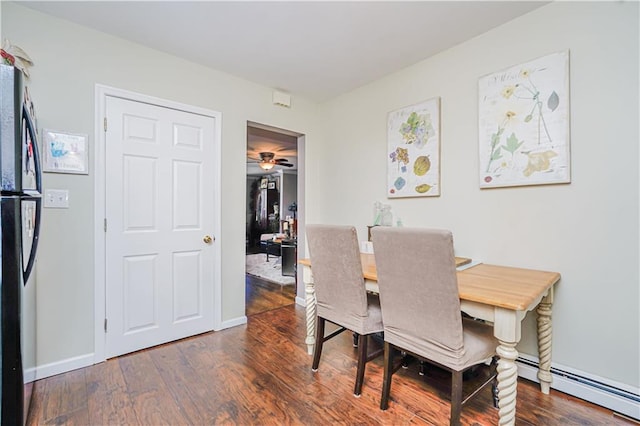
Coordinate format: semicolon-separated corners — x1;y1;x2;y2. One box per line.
496;341;519;426
536;290;554;394
493;307;523;426
304;276;316;355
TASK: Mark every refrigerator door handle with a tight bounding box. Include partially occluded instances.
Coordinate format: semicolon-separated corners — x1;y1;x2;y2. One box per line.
22;196;41;284
22;103;42;194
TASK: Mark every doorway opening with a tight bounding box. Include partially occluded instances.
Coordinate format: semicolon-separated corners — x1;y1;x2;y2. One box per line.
245;122;303;316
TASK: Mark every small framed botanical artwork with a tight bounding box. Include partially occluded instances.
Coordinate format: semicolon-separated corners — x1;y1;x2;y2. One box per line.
259;177;268;189
387;97;441;198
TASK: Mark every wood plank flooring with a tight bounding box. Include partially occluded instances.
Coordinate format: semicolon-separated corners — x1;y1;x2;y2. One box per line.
26;303;635;425
245;273;296;316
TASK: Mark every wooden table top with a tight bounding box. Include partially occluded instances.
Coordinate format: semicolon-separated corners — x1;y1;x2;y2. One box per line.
299;253;560;311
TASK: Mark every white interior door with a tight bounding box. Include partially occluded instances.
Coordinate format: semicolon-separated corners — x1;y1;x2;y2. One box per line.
105;96;216;358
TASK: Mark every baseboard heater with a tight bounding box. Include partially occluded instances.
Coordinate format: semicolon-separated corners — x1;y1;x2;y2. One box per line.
516;355;640;421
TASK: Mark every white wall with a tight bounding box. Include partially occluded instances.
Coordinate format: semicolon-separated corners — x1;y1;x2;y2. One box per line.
2;3;318;367
311;2;639;388
281;171;297;223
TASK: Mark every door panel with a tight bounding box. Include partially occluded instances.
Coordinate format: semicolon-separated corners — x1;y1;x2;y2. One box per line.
106;96;216;358
123;113;157;142
173;161;201;229
174;123;202;149
123;254;158;332
124;156;157;230
172;251;201;321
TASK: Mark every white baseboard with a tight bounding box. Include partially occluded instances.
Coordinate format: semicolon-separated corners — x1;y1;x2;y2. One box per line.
517;355;640;421
217;315;247;330
24;367;36;383
295;296;306;307
35;353;95;381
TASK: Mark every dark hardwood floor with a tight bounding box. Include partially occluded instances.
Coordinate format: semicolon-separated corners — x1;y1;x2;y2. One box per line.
245;273;296;316
26;304;635;425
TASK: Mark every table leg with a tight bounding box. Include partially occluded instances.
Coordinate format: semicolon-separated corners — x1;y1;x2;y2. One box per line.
496;341;519;426
305;278;316;355
536;291;553;394
494;307;523;426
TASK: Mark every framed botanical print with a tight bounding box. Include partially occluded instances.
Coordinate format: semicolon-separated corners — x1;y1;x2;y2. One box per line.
387;97;441;198
478;51;570;188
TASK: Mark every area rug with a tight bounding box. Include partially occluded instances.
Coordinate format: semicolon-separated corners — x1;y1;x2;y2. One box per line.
245;254;295;286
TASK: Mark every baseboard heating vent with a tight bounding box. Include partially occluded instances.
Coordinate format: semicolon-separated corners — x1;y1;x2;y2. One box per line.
516;356;640;421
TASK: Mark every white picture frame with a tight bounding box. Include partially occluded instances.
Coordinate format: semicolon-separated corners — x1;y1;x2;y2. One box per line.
42;129;89;175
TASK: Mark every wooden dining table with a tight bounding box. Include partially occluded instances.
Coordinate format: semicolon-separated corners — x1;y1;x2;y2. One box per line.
299;253;560;426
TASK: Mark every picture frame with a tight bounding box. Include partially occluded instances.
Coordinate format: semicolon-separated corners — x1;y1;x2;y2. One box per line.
259;177;268;189
387;97;441;198
478;51;570;188
267;181;276;190
42;129;89;175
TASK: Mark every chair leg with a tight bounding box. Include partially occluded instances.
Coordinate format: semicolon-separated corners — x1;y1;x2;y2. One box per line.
311;317;325;371
354;334;368;396
490;356;499;408
380;342;394;410
401;351;409;369
419;360;427;376
450;370;463;426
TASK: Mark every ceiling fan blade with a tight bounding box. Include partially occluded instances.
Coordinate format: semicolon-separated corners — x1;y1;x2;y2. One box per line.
280;163;294;167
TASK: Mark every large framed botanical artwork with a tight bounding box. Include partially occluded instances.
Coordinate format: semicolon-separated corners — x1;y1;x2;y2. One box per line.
387;97;440;198
479;51;570;188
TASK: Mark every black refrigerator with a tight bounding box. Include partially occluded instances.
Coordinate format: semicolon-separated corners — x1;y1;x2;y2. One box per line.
0;63;42;425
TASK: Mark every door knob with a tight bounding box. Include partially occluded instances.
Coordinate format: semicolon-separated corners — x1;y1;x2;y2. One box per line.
203;235;213;244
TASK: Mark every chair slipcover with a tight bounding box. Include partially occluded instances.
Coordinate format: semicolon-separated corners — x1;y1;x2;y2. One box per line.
372;227;498;423
306;224;384;397
306;225;383;336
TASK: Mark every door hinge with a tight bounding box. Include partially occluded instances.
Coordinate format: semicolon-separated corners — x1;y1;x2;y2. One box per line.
104;318;108;332
103;117;107;132
104;218;107;232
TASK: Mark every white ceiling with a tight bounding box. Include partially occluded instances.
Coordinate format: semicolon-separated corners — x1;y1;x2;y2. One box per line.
19;1;547;176
21;1;547;103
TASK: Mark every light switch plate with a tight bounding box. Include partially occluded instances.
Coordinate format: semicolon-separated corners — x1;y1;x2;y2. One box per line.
44;189;69;208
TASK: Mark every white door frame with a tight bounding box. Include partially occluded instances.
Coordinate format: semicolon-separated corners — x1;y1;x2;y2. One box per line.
93;85;222;363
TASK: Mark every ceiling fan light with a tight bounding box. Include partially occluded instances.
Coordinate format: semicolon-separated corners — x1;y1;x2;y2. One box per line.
259;161;275;170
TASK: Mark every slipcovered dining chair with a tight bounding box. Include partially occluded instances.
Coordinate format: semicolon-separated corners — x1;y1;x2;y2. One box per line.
306;224;384;397
371;227;498;425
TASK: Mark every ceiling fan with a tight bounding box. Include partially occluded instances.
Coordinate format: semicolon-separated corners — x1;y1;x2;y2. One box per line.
251;152;294;170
